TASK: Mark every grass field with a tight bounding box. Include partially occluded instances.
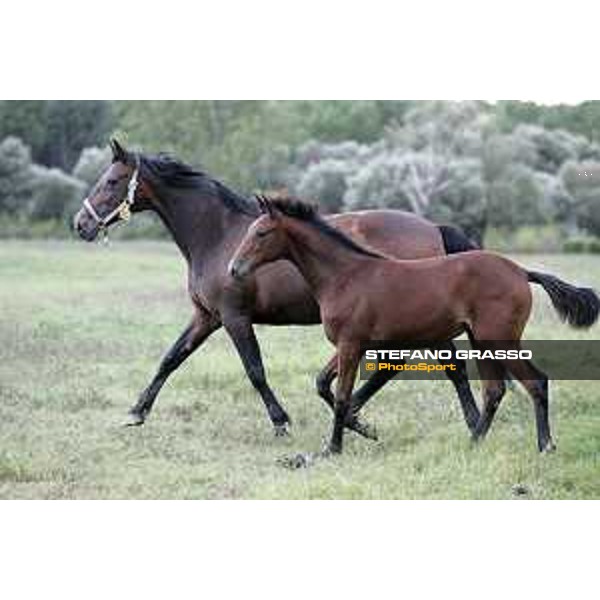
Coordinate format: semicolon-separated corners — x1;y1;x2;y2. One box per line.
0;240;599;499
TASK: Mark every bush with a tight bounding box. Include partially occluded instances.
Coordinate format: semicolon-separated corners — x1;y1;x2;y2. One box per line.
72;146;111;190
485;225;563;253
27;165;85;221
0;214;69;239
343;152;413;211
295;159;353;212
563;235;600;254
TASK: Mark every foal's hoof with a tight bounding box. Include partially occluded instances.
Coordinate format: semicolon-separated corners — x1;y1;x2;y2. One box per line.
347;416;378;441
124;411;146;427
277;452;316;469
273;423;291;437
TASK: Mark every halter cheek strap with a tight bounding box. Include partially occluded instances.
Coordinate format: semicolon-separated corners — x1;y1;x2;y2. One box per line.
82;156;140;230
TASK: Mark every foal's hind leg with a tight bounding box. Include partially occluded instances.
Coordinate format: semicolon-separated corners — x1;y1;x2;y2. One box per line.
321;343;480;437
437;342;480;434
316;356;378;440
501;360;555;453
472;360;507;443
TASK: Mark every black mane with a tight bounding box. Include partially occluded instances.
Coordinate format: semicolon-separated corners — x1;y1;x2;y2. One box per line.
266;197;385;259
140;153;259;216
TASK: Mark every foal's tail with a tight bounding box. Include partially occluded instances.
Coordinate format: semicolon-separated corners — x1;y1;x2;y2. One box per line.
527;271;600;328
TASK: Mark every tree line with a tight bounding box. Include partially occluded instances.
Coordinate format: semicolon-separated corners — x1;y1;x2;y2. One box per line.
1;100;599;248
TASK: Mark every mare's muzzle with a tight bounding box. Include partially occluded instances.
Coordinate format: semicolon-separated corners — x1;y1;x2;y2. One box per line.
73;158;140;242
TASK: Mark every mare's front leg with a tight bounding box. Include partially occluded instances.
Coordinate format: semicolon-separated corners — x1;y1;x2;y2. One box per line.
223;315;291;436
126;307;220;425
328;343;362;454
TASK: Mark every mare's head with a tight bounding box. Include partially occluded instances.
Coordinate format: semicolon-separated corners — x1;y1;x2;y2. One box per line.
228;195;312;279
73;139;150;241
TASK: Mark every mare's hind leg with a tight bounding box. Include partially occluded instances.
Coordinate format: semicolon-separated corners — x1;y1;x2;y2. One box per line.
223;315;291;435
316;356;379;440
501;360;555;453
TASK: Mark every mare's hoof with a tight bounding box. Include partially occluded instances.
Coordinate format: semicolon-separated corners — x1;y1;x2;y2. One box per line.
124;411;145;427
274;423;291;437
541;440;557;454
347;416;378;441
470;435;483;448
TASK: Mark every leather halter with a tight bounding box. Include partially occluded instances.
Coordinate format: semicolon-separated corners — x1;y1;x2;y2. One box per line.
82;155;140;232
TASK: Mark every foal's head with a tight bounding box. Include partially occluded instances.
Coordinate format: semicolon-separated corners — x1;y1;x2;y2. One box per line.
73;139;150;241
228;195;297;280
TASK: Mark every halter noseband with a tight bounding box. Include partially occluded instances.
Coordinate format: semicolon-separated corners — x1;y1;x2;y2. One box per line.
82;155;140;233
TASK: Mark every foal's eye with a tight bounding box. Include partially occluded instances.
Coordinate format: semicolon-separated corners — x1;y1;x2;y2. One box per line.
256;229;273;238
107;178;118;187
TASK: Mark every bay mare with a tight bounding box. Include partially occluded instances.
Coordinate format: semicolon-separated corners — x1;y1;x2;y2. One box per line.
73;139;481;437
229;196;599;455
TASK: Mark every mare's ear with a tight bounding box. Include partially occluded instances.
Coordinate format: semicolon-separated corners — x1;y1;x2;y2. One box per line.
110;138;128;163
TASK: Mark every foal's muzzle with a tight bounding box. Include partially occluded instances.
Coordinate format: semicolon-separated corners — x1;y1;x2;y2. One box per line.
228;259;251;280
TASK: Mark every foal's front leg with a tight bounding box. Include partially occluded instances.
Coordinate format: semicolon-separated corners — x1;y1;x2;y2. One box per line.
315;356;378;440
328;343;362;454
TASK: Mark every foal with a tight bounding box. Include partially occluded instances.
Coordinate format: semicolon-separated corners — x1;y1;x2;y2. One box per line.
229;196;599;455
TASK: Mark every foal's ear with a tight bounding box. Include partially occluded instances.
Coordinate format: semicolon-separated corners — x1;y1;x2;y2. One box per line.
110;138;128;163
257;195;276;218
256;194;267;213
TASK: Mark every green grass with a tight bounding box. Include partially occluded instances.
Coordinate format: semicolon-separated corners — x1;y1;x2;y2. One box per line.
0;240;599;499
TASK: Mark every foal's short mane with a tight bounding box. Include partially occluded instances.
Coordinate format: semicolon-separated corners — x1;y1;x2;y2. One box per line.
140;153;259;216
267;197;385;259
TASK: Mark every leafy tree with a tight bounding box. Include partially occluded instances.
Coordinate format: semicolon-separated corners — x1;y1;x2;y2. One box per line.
511;125;584;174
292;101;391;143
497;100;600;143
487;164;546;229
40;101;113;170
561;160;600;236
389;101;492;158
0;101;113;170
0;136;33;215
72;146;112;190
0;102;47;160
428;158;486;245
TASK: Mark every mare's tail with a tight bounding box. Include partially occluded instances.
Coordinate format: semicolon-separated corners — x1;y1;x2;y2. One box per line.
438;225;480;254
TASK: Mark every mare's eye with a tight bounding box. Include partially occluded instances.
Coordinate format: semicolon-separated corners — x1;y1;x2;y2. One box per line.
107;178;118;187
256;229;273;238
